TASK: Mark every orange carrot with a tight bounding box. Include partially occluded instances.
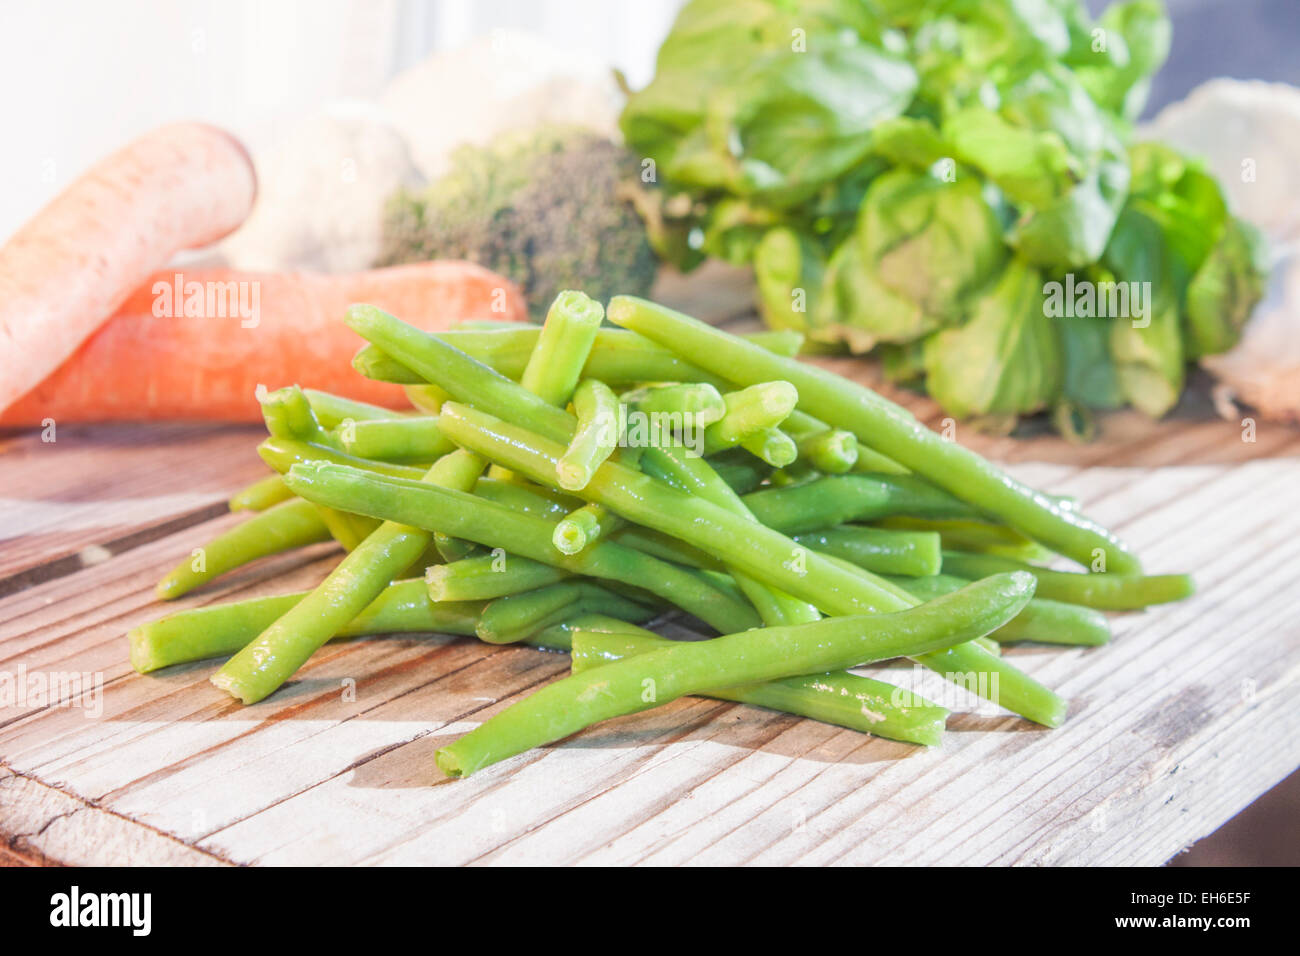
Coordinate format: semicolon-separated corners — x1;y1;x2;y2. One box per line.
0;123;259;412
0;262;526;424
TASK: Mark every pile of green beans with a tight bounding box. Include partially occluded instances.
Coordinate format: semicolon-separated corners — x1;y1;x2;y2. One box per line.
134;290;1194;778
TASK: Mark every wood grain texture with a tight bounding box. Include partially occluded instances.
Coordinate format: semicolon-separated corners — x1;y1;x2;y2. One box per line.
1;333;1297;866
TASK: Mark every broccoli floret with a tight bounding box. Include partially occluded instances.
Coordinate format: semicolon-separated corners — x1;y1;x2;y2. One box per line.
378;125;658;320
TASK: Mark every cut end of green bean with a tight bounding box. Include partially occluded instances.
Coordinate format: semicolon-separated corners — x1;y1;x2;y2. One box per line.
435;749;467;779
549;289;605;328
760;381;799;417
425;564;452;602
803;429;858;474
127;627;163;674
209;669;260;705
741;427;797;468
552;521;588;555
556;460;595;492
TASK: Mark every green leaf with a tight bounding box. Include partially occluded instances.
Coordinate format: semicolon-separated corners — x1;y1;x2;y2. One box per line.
860;168;1008;328
718;42;918;205
1057;313;1124;409
754;227;828;334
621;0;910;203
1103;205;1186;417
944;105;1076;207
1073;0;1172;121
1184;216;1269;359
923;257;1063;418
871;115;951;169
1008;150;1129;270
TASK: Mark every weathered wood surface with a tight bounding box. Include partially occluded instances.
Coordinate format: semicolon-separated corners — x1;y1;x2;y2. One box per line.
2;306;1297;865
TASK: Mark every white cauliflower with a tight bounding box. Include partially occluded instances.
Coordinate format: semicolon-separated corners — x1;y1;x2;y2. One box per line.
220;101;422;274
378;31;623;181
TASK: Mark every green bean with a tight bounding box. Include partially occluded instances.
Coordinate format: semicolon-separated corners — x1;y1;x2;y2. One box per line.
284;462;761;634
211;449;486;704
786;410;906;475
557;379;622;491
338;308;1063;722
258;436;428;481
496;290;604;482
791;526;942;578
335;416;454;463
344;305;576;446
260;385;339;449
739;426;798;468
351;346;419;383
303;389;406;429
427;409;914;617
202;300;590;703
476;581;654;645
704;382;799;453
793;426;859;474
435;572;1036;777
744;329;806;357
940;552;1195;611
471;478;579;520
887;574;1111;646
434;532;485;563
707;452;771;495
741;473;979;534
129;579;484;673
607;296;1142;574
312;506;378;552
426;554;571;602
265;409;389;551
404;383;449;414
765;462;814;488
432;402;1066;726
640;442;819;627
451;318;527;330
552;503;612;555
621;382;726;426
156;498;331;600
352;328;803;388
878;517;1051;561
612;526;720;570
851;447;912;476
521;291;605;405
228;473;293;512
561;615;949;746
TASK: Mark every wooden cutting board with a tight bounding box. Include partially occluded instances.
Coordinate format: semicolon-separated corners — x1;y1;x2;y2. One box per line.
2;293;1298;865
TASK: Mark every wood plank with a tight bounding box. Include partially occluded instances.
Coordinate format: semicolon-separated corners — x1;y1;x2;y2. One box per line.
0;765;227;866
1;353;1297;865
0;422;268;587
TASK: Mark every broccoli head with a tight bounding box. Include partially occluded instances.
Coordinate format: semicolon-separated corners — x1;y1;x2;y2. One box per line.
378;125;658;320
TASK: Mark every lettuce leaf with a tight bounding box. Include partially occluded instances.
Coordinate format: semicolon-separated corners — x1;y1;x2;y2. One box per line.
1185;216;1269;359
622;0;1265;433
1103;204;1186;416
923;257;1063;418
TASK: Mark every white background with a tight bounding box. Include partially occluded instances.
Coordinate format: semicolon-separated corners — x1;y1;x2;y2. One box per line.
0;0;682;240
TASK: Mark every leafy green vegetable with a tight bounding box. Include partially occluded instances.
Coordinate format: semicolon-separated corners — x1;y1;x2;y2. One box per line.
622;0;1268;434
923;258;1062;418
1071;0;1172;122
1103;204;1186;417
1058;312;1124;411
754;227;827;334
1184;216;1269;359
